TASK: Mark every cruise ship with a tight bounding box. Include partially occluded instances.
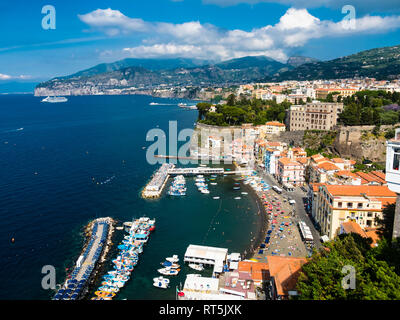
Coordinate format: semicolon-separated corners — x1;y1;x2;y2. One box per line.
41;96;68;103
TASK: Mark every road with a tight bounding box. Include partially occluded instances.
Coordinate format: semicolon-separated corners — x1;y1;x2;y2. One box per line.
254;165;322;251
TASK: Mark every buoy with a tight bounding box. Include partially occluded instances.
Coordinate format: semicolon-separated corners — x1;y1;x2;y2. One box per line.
11;238;15;243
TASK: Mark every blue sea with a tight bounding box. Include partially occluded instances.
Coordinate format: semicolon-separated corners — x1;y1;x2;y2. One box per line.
0;94;260;300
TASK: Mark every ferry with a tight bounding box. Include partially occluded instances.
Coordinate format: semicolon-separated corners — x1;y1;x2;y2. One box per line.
41;96;68;103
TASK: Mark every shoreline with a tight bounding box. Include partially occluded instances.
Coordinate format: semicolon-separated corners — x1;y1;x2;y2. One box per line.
243;179;268;260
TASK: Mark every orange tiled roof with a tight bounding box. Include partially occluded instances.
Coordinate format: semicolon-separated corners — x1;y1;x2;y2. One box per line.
278;157;301;166
332;158;345;163
325;185;396;198
266;142;281;147
267;256;307;296
296;157;308;164
342;221;367;237
265;121;285;127
317;162;340;171
238;261;269;282
311;183;325;192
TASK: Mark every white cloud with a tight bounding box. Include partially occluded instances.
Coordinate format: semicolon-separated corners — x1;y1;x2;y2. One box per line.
79;8;400;62
0;74;31;81
0;73;11;80
202;0;400;12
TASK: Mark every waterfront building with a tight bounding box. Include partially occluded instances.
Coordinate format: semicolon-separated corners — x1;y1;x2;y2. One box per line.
277;157;305;187
184;245;228;276
288;102;343;131
314;185;397;240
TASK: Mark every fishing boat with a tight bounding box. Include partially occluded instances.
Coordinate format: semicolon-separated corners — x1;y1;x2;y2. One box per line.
188;263;204;271
165;255;179;263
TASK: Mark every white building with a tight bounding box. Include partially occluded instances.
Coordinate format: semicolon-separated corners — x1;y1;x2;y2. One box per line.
184;244;228;276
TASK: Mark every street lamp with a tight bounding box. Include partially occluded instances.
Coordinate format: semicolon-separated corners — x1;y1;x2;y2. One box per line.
386;128;400;239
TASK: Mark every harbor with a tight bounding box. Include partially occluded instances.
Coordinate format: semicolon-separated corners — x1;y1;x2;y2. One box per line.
92;217;155;300
53;217;114;300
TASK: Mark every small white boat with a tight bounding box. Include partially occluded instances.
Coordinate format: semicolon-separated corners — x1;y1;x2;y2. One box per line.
153;276;170;284
188;263;204;271
210;183;217;185
241;192;248;195
165;255;179;263
201;189;210;194
213;196;220;200
158;267;180;276
234;197;241;200
153;281;169;289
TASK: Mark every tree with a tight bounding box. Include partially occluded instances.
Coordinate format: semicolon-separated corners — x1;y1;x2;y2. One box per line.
296;234;400;300
226;94;236;106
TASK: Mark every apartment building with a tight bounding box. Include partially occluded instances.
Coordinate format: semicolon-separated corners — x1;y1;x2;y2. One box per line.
277;157;305;186
288;102;343;131
315;88;357;100
314;185;397;239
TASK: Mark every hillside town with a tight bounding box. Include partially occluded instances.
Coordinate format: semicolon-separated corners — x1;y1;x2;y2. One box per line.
177;87;400;300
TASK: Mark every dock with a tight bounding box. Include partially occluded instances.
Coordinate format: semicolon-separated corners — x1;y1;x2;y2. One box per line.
53;217;114;300
142;163;175;199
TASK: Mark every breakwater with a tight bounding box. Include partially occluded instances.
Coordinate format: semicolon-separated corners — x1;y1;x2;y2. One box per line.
53;217;114;300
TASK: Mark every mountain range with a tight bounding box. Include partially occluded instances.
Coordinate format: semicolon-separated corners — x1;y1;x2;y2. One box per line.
35;44;400;96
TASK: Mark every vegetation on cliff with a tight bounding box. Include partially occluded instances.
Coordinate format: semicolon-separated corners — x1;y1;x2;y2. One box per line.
338;90;400;126
197;94;290;126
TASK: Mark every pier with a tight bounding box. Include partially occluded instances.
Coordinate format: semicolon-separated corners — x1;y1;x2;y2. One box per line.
142;163;175;199
168;167;252;176
53;217;114;300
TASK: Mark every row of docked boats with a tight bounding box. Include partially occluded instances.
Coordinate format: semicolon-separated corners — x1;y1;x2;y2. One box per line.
167;175;186;196
195;175;210;194
154;255;181;289
92;217;155;300
53;218;112;300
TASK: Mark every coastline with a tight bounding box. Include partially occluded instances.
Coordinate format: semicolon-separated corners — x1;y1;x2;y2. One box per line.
243;179;268;260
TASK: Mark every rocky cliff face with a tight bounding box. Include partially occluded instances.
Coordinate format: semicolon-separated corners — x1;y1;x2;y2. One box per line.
333;125;396;163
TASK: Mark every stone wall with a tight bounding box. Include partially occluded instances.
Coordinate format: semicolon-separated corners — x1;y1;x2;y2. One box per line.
333;124;397;162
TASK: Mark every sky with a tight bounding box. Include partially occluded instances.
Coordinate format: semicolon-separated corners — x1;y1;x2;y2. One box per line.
0;0;400;84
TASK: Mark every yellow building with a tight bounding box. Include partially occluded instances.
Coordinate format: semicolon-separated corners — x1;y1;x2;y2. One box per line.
314;185;397;239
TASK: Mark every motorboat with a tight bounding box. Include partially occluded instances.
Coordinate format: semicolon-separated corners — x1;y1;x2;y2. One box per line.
201;189;210;194
165;255;179;263
161;261;180;269
241;192;248;195
153;276;170;284
234;197;241;200
153;281;169;289
158;267;180;276
188;263;204;271
213;196;220;200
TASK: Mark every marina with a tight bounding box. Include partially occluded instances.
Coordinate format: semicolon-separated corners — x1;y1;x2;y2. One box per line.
92;217;156;300
53;217;114;300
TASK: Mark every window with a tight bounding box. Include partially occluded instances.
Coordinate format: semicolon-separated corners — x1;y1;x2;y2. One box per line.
347;202;353;208
338;202;342;208
393;148;400;171
357;203;363;209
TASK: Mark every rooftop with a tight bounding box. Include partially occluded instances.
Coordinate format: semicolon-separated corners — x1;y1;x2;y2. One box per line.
324;185;396;198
